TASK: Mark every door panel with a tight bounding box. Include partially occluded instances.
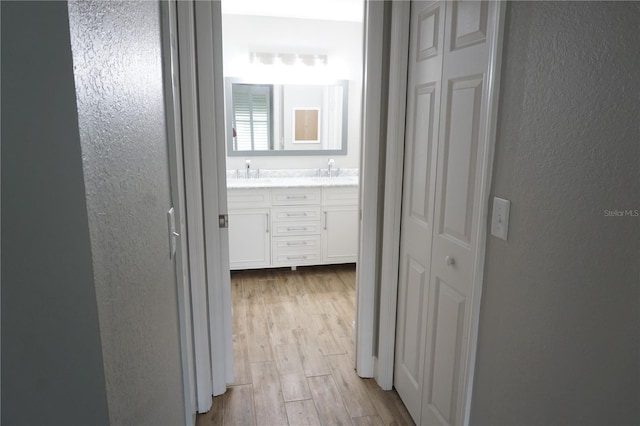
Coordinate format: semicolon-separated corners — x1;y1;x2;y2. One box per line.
417;4;440;60
439;77;483;246
425;279;466;425
450;1;488;50
400;257;428;383
394;1;444;422
409;84;436;224
420;2;497;424
395;1;502;425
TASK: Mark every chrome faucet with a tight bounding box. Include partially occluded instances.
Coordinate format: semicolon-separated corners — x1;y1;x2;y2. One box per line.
245;159;251;179
328;158;335;178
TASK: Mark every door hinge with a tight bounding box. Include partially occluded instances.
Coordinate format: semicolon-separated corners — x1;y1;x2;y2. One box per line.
219;214;228;228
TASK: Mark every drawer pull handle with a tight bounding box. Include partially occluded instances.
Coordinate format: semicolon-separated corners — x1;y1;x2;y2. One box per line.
287;255;307;260
287;241;307;246
286;212;308;217
287;226;307;231
286;195;308;200
266;213;269;233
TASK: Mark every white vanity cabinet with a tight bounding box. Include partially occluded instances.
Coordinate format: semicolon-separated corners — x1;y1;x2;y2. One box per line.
227;184;359;270
321;187;359;263
227;189;271;269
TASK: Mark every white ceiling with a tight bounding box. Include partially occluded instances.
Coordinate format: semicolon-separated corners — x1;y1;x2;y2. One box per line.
221;0;364;23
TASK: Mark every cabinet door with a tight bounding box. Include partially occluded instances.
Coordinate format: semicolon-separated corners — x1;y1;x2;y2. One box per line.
228;208;270;269
322;205;358;264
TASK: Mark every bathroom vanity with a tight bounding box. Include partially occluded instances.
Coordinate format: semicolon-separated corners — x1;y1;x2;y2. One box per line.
226;175;358;270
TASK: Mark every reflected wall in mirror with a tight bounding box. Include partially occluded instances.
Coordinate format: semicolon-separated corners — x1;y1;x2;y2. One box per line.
293;108;320;143
225;78;348;156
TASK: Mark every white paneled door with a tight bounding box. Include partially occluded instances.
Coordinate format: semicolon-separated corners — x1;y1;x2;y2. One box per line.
394;1;444;420
394;1;503;425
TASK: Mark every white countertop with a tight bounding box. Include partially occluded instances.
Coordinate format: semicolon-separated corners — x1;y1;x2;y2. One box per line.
227;175;359;189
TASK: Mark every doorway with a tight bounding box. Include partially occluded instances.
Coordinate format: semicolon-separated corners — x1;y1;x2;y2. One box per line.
170;0;392;415
220;0;365;276
219;0;364;400
171;2;504;422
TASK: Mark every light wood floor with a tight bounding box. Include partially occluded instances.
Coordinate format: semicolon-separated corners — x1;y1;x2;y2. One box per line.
196;264;415;426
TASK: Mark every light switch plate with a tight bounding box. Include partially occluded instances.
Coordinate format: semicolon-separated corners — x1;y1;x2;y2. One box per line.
491;197;510;240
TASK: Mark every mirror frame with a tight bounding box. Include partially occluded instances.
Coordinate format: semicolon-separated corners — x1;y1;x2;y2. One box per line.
225;77;349;157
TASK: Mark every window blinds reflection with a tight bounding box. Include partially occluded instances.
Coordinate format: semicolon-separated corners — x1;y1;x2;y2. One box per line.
232;84;273;151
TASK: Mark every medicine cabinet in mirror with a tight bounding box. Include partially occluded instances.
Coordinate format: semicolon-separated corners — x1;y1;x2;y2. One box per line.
225;78;348;156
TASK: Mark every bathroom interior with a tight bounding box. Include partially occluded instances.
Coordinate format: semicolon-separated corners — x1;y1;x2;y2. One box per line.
209;1;412;422
222;0;362;335
222;0;363;272
221;0;362;350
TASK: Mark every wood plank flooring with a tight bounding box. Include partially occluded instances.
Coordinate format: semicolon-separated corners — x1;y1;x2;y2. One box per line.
196;265;415;426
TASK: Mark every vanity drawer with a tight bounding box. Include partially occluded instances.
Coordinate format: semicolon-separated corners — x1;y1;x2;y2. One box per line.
271;206;321;222
272;221;321;237
227;188;270;209
272;235;321;253
272;235;321;266
271;188;322;206
272;251;320;266
322;186;359;206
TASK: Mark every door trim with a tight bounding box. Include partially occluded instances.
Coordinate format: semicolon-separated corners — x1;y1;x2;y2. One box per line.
175;0;214;413
376;0;411;391
356;0;386;378
173;0;235;412
461;3;507;424
193;0;234;396
160;1;196;423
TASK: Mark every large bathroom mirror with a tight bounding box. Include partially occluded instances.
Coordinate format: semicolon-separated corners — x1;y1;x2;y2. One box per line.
225;78;348;156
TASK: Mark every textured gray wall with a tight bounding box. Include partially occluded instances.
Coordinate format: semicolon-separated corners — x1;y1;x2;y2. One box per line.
1;2;110;424
68;1;185;424
471;2;640;424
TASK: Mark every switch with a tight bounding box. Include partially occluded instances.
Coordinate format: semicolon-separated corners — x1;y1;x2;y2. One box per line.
168;207;178;258
491;197;510;240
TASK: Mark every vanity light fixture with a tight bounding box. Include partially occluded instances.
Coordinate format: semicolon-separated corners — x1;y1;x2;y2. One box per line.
250;51;328;67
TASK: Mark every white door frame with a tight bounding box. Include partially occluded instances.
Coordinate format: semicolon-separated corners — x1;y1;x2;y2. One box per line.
174;0;215;413
168;0;413;415
159;2;196;423
376;0;411;390
192;0;234;396
356;0;386;378
173;0;234;413
376;2;507;424
460;5;507;423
